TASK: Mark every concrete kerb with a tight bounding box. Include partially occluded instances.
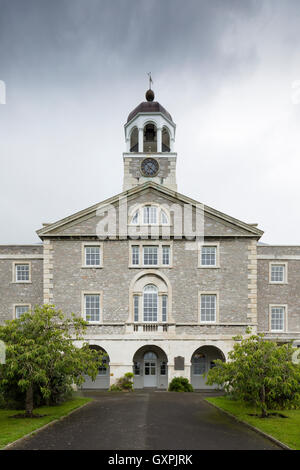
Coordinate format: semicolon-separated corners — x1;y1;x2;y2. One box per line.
3;400;94;450
205;399;292;451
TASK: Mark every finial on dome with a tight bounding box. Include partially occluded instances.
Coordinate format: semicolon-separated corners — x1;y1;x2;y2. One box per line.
146;89;155;101
146;72;154;101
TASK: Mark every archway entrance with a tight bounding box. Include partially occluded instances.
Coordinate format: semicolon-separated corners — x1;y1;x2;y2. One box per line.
81;345;110;390
191;346;225;390
133;345;168;389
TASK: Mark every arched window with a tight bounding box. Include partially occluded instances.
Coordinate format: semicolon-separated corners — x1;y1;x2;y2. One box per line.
130;204;169;225
130;127;138;152
143;123;157;152
162;126;170;152
143;284;158;322
144;351;157;360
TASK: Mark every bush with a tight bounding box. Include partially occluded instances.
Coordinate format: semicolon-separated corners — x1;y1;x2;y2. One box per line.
168;377;194;392
206;333;300;417
109;372;134;392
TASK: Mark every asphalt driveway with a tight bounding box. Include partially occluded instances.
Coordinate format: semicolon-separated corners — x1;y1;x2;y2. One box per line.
9;391;281;450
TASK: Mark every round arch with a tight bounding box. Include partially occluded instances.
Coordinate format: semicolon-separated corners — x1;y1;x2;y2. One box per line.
129;270;173;323
190;345;225;390
129;126;138;152
143;122;157;153
81;345;110;390
133;344;168;390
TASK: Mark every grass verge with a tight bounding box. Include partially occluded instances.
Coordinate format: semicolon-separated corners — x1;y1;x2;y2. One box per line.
0;397;91;449
206;396;300;450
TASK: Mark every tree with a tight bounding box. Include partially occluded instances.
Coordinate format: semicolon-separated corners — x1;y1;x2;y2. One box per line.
206;333;300;417
0;305;103;417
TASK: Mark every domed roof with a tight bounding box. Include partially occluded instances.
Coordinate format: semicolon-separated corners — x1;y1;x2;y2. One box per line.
127;89;173;123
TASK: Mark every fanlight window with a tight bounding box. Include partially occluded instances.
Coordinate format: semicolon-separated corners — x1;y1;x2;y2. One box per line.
131;205;169;225
144;351;157;360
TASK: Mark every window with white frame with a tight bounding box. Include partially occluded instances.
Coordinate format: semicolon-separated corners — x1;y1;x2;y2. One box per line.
200;294;217;323
143;206;157;224
162;246;170;266
143;246;158;265
130;242;172;267
270;306;285;332
15;263;30;282
133;295;139;322
130;205;169;225
201;246;217;266
270;264;286;283
131;246;140;265
84;246;101;266
192;353;206;375
162;295;168;322
84;294;100;322
143;284;158;322
15;305;30;319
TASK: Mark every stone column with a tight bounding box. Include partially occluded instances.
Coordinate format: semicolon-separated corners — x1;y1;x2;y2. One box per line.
138;127;143;152
157;127;162;152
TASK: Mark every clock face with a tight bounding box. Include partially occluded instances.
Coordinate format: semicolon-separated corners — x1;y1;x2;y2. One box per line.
141;158;159;177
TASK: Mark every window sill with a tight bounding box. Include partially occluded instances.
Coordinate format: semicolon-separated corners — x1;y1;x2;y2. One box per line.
12;281;32;284
81;266;103;269
198;265;220;269
129;265;172;269
269;282;288;285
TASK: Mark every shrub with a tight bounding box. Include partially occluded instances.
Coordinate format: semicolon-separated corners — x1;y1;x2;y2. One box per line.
109;372;134;392
0;305;103;416
206;333;300;417
168;377;194;392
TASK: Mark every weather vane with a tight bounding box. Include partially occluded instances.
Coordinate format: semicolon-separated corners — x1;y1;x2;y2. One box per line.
147;72;153;90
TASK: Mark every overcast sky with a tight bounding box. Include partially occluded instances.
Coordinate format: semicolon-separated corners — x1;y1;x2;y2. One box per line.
0;0;300;244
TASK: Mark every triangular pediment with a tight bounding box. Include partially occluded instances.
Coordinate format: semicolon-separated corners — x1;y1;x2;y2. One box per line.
37;182;263;239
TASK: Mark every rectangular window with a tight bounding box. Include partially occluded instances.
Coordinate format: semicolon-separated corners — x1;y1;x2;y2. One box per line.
201;246;217;266
143;291;158;322
162;295;168;322
15;305;29;319
162;246;170;266
15;264;30;282
143;206;157;224
134;295;139;322
160;361;167;376
84;294;100;322
133;361;140;375
132;246;139;265
200;294;217;323
143;246;158;265
271;306;285;331
270;264;285;283
85;246;100;266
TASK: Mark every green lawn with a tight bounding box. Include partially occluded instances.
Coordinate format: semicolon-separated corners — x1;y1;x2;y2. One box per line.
0;397;91;449
206;396;300;450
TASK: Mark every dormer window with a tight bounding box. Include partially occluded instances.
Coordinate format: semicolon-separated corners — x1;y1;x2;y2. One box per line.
130;204;169;225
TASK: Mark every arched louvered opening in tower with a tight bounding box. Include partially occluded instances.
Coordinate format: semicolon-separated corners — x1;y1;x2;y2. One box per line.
143;123;157;153
162;126;170;152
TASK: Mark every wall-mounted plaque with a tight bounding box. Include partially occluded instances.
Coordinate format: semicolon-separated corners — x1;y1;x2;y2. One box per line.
174;356;184;370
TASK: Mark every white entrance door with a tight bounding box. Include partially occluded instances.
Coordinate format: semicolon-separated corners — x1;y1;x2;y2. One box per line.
144;352;157;387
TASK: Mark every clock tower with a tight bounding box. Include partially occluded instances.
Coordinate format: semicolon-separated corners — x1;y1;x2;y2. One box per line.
123;88;177;191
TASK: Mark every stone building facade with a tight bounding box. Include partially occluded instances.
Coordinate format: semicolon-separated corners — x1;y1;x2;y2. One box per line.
0;89;299;389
